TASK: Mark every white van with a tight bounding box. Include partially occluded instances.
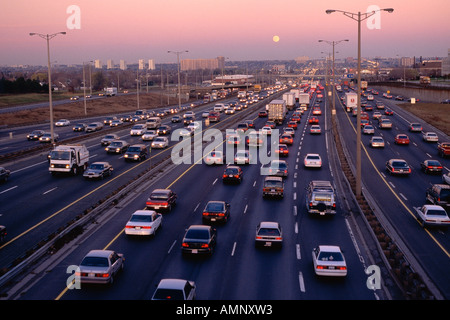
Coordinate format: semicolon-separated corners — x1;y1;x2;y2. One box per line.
214;103;225;113
146;117;161;129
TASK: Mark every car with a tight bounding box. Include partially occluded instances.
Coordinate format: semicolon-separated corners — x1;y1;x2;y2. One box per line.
275;144;289;157
312;245;347;277
100;134;120;146
70;96;79;100
441;99;450;104
262;176;284;198
202;200;231;224
309;125;321;134
72;123;87;132
27;130;45;140
409;123;422;132
151;136;169;149
385;159;411;175
151;279;196;300
130;124;147;136
236;123;249;133
110;119;123;127
420;159;443;174
261;126;272;135
423;132;439;142
86;122;104;132
142;130;158;141
279;134;293;145
124;144;148;161
83;162;113;179
55;119;70;126
443;172;450;185
0;167;11;182
304;153;322;168
205;150;225;165
103;116;118;125
287;121;298;129
187;121;200;131
222;166;243;183
291;115;301;123
0;225;6;243
227;134;241;145
309;116;319;124
76;250;124;285
362;125;375;135
360;119;370;127
414;205;450;228
157;125;171;135
425;184;450;209
181;225;217;256
105;140;129;154
265;160;288;177
146;189;177;211
365;105;373;112
171;115;182;123
283;127;295;136
125;210;162;236
258;111;268;117
244;119;255;128
384;109;394;116
234;150;250;165
255;221;283;248
224;107;235;114
379;119;392;129
394;134;410;145
39;132;59;142
265;121;276;129
306;180;337;215
370;136;385;148
372;111;382;120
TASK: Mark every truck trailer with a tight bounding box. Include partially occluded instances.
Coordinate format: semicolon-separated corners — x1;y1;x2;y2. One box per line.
345;92;358;112
267;99;287;125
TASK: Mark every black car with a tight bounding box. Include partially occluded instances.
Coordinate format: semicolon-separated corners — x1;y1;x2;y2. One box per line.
202;201;230;224
146;189;177;211
157;125;171;135
0;167;10;182
0;225;6;243
27;130;45;140
72;123;87;132
222;166;243;184
426;184;450;209
124;144;148;161
420;159;443;174
105;140;130;154
181;225;217;256
83;162;113;180
385;159;411;175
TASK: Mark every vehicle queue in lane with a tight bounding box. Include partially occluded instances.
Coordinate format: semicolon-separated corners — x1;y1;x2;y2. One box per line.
335;87;450;298
21;84;379;300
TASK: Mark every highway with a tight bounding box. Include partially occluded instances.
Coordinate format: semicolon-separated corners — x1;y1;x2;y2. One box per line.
0;84;448;300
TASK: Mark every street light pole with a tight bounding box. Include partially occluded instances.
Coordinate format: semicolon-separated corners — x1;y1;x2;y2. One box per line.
168;50;188;110
29;32;66;144
325;8;393;197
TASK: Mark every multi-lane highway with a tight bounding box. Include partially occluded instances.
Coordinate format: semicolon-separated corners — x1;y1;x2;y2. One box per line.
0;84;448;301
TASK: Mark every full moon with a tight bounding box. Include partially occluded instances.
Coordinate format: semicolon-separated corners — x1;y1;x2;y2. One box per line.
273;35;280;42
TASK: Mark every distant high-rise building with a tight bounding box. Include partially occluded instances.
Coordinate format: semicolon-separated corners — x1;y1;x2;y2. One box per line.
138;59;145;70
107;59;114;69
120;60;127;70
94;59;102;69
442;49;450;76
148;59;155;70
400;57;414;67
180;57;224;71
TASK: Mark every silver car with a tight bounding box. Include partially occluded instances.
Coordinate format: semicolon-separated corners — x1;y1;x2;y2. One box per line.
255;221;283;248
152;279;196;300
77;250;124;284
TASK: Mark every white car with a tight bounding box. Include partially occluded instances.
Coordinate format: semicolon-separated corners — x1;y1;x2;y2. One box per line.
234;150;250;164
125;210;162;236
151;136;169;148
423;132;439;142
312;245;347;277
77;250;124;284
152;279;196;300
205;150;225;165
414;205;450;228
283;127;295;136
310;125;321;134
370;136;385;148
255;221;283;248
183;111;195;118
202;111;210;118
55;119;70;126
187;121;201;131
304;153;322;168
110;119;123;127
443;172;450;185
142;130;158;141
261;126;272;135
130;124;147;136
178;128;194;137
39;132;59;142
363;125;375;135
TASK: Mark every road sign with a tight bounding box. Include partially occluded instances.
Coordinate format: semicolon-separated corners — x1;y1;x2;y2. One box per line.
346;74;354;79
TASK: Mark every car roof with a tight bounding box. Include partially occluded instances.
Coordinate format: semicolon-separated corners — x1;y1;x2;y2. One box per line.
152;189;171;194
156;279;192;290
423;204;446;210
132;210;156;216
259;221;280;229
318;245;341;252
91;161;110;166
85;249;114;258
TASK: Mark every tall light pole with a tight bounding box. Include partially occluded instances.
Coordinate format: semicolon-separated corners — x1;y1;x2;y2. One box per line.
325;8;393;197
318;39;348;116
168;50;188;110
29;32;66;144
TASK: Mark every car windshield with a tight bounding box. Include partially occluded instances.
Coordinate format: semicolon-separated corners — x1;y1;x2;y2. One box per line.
154;138;165;142
130;214;153;222
317;251;344;261
89;164;104;170
185;228;210;239
257;228;280;237
104;135;115;139
80;257;109;267
109;142;122;147
153;289;184;300
128;147;141;152
205;202;225;212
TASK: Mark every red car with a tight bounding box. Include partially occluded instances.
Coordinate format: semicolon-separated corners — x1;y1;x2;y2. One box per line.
394;134;410;145
291;115;301;123
275;144;289;157
287;121;298;129
385;109;394;115
259;111;268;117
309;117;319;124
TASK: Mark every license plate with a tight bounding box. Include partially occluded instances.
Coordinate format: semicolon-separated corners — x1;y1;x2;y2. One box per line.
271;189;275;192
264;242;272;246
328;266;335;269
135;227;141;230
191;249;198;254
229;175;233;177
89;273;95;277
211;218;216;221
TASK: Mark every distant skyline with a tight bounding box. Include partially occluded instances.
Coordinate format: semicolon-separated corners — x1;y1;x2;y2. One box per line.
1;0;449;66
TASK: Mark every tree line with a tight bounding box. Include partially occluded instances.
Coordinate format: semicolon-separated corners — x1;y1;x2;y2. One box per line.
0;77;49;94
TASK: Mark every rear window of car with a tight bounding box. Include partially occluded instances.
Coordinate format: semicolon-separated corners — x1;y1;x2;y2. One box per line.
81;257;109;267
205;202;225;212
185;229;210;239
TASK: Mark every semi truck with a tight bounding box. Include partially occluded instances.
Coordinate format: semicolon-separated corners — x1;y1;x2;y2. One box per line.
106;87;117;96
49;144;90;175
267;99;287;125
345;92;358;112
299;93;310;109
282;93;295;110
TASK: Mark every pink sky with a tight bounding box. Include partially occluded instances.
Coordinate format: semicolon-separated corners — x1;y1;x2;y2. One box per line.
1;0;449;65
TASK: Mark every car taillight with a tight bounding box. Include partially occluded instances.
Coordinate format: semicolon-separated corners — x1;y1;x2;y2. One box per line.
200;244;209;248
97;273;110;278
182;242;189;247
